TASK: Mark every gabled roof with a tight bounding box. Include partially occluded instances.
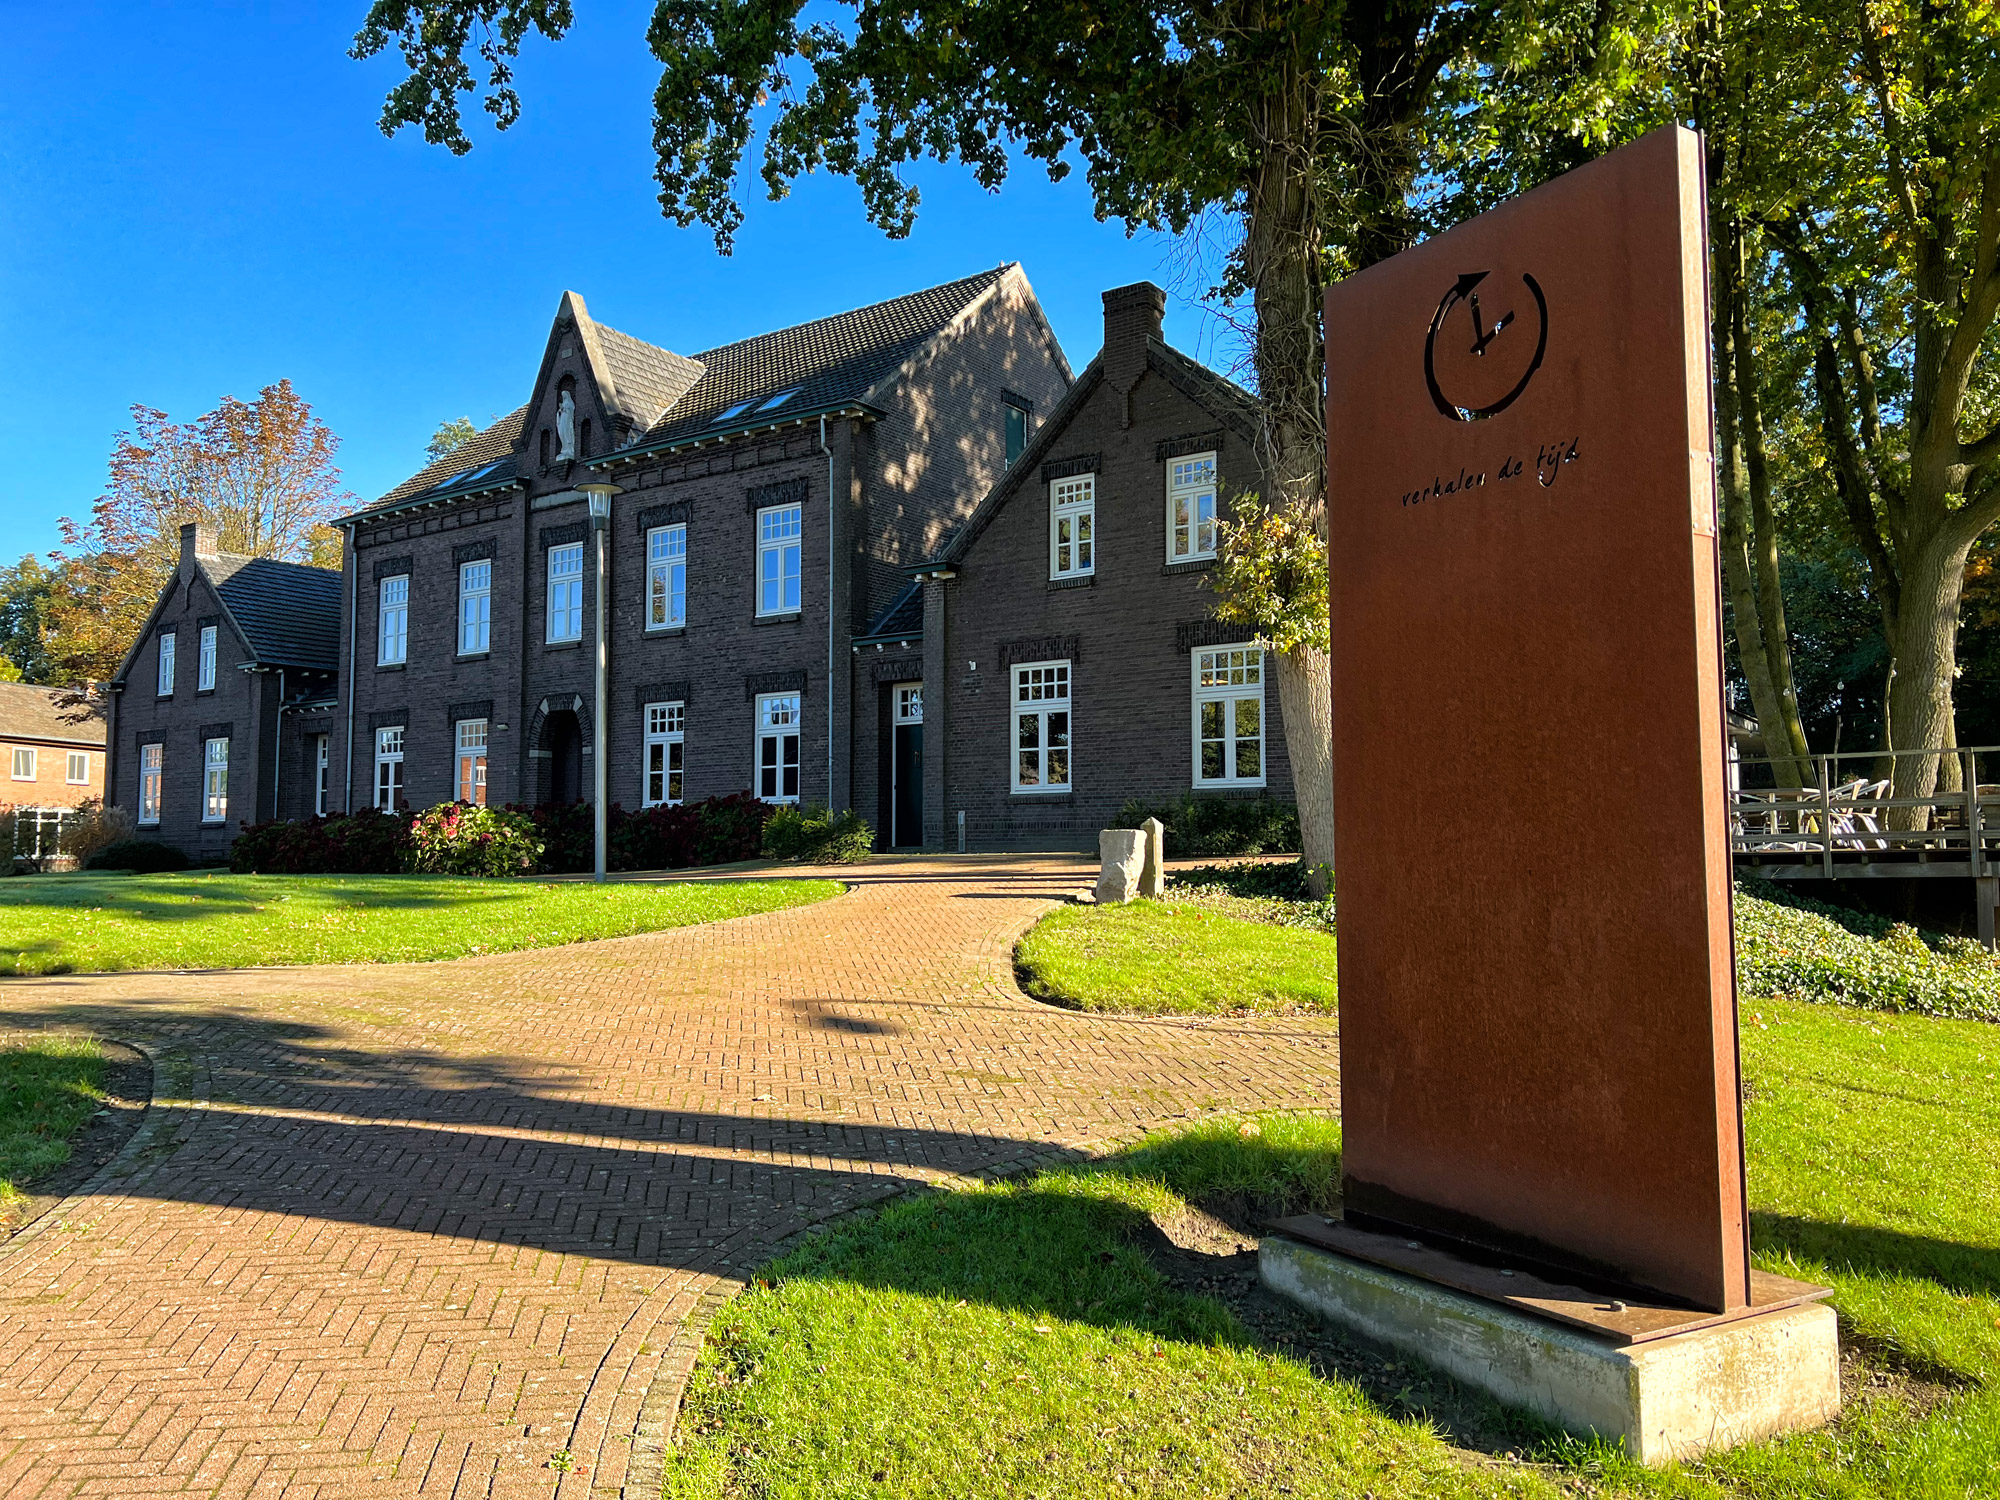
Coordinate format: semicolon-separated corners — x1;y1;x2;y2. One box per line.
857;582;925;645
204;555;343;671
932;338;1257;570
0;681;105;748
627;267;1016;450
590;321;706;431
375;405;528;508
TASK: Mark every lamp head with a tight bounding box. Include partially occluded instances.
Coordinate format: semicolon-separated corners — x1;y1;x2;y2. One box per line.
578;482;620;527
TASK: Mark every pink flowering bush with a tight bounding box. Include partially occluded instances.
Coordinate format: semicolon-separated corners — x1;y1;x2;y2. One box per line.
406;803;542;877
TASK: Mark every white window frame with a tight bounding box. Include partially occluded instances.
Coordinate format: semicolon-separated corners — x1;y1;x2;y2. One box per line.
1049;474;1096;580
202;737;229;824
197;624;218;691
138;743;162;825
66;751;89;785
756;504;803;617
455;718;488;805
754;692;802;804
1192;646;1267;788
313;734;329;817
648;524;688;630
1167;451;1219;563
157;631;176;696
459;560;492;654
895;683;923;725
379;574;409;665
1010;660;1072;794
374;726;405;811
10;746;34;781
643;701;686;807
547;543;584;642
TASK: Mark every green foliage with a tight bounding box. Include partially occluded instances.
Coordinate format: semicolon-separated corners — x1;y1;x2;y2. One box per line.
84;839;189;873
63;799;134;868
1206;495;1328;656
1114;792;1298;858
0;1035;106;1207
0;554;57;683
522;793;772;873
1735;879;2000;1023
1016;899;1336;1016
230;810;413;874
406;802;542;876
761;804;873;864
424;416;479;462
0;872;840;975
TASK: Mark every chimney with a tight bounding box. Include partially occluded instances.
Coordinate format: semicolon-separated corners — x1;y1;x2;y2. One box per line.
1102;282;1166;394
180;521;218;576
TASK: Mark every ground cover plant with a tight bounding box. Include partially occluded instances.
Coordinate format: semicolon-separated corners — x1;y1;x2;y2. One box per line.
762;804;874;864
0;1035;106;1208
0;872;840;975
1015;894;1336;1016
1113;794;1300;858
665;1001;2000;1499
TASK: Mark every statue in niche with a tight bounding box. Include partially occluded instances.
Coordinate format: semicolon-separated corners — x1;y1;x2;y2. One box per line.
556;390;577;461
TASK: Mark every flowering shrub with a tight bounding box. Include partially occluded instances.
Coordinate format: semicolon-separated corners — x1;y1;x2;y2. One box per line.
762;804;874;864
1735;878;2000;1022
407;803;543;877
614;793;772;871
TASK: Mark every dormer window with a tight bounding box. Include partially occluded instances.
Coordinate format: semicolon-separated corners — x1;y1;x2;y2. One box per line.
756;387;802;413
713;399;756;426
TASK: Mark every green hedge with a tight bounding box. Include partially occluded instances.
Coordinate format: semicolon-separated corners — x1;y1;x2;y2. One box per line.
1114;793;1299;857
84;840;190;874
763;804;874;864
1735;878;2000;1022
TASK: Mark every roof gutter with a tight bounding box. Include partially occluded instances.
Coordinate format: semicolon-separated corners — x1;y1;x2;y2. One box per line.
586;401;881;470
333;478;526;529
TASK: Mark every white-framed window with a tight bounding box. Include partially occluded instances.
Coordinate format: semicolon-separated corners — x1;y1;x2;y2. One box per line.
10;746;34;781
374;726;405;810
157;631;176;696
1193;646;1266;787
1050;474;1095;579
895;683;923;725
644;701;686;806
66;751;89;785
197;624;218;691
455;718;488;805
755;692;801;803
138;743;162;824
459;560;491;654
1168;452;1219;562
1011;661;1071;793
757;504;803;616
313;734;329;817
379;574;409;665
648;524;688;629
548;543;584;642
202;737;229;823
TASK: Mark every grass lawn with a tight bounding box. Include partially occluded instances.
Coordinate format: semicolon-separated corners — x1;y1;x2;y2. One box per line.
671;998;1999;1496
0;872;842;975
0;1035;107;1208
1015;899;1336;1015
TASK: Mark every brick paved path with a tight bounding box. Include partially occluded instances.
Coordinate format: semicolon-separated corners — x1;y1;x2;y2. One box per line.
0;856;1339;1498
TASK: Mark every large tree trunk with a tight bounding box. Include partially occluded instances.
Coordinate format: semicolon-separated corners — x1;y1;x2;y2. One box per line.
1242;40;1336;896
1886;531;1975;819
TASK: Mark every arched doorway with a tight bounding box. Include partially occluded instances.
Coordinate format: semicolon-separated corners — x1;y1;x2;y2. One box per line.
541;709;583;804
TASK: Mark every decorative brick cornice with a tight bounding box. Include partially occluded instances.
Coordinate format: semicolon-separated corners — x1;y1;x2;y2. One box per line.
746;477;810;514
636;499;691;534
635;680;692;709
1040;454;1100;482
744;669;809;701
368;708;409;733
452;540;496;565
998;634;1079;670
446;699;493;728
539;522;588;549
870;657;923;683
1174;619;1256;653
372;554;414;582
196;720;233;743
1155;430;1224;461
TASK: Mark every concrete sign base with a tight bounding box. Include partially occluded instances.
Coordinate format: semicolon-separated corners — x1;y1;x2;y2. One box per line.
1261;1235;1840;1464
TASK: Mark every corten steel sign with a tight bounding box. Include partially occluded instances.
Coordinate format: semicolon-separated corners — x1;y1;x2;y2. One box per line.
1325;125;1750;1312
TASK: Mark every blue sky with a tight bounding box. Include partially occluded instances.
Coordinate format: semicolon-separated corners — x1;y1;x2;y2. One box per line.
0;1;1237;566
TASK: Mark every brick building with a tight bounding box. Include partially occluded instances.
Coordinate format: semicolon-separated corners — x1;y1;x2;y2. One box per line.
104;525;341;862
869;282;1295;850
0;681;106;811
330;265;1071;825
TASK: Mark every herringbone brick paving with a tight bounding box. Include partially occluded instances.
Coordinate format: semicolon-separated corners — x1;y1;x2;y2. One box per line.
0;855;1340;1497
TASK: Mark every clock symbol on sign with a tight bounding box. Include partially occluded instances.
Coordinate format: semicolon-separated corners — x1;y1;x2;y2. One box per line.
1424;270;1548;421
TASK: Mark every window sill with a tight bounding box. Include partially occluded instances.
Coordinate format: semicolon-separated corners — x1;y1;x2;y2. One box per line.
753;612;803;626
1162;557;1216;575
544;639;583;650
1191;782;1270;796
137;820;160;829
1010;786;1074;797
645;625;687;638
376;662;406;673
156;693;173;701
196;687;215;696
1047;575;1094;591
456;651;491;662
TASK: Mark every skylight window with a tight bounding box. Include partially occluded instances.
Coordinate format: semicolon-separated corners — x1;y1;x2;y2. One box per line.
712;400;755;426
756;386;802;412
435;461;499;491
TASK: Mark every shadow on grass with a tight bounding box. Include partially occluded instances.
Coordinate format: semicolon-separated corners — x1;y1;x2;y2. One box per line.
1753;1210;2000;1299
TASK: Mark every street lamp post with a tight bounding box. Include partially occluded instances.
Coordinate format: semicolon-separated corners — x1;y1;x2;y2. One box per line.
579;483;622;881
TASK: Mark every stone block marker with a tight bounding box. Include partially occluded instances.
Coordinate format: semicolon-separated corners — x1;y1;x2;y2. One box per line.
1096;829;1146;904
1139;817;1166;899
